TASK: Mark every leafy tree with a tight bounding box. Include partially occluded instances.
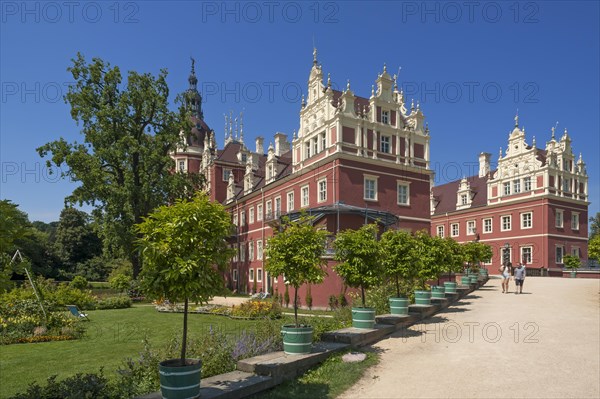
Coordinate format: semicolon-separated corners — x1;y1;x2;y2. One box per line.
562;255;581;270
590;213;600;240
440;237;465;281
462;241;493;271
37;53;203;278
136;193;233;364
333;224;383;308
411;230;444;290
54;207;102;276
380;229;417;297
589;235;600;261
265;215;328;327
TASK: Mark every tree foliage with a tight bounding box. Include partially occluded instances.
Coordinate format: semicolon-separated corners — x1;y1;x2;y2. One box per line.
562;255;581;270
462;241;493;269
265;215;328;326
37;53;202;277
136;192;233;363
411;231;445;289
54;207;102;276
589;213;600;240
589;235;600;261
379;229;417;297
333;224;383;307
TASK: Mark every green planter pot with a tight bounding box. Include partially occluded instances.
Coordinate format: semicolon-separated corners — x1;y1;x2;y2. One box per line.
389;297;409;315
479;268;489;277
159;359;201;399
352;307;376;329
431;286;445;299
444;281;457;294
570;271;577;278
281;324;313;355
414;290;432;305
469;275;478;284
460;276;471;285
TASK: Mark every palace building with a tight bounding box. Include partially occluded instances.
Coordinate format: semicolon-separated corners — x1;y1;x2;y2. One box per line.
174;51;434;306
430;117;589;275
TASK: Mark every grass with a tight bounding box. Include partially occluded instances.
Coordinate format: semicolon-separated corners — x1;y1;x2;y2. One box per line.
251;349;379;398
0;305;259;398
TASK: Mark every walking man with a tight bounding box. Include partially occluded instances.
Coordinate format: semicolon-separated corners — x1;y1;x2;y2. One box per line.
514;261;526;294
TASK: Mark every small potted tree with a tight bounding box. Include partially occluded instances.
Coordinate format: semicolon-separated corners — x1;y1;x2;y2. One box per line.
562;255;581;278
441;237;464;294
265;214;328;355
136;193;233;399
380;229;417;315
334;224;383;329
411;231;441;306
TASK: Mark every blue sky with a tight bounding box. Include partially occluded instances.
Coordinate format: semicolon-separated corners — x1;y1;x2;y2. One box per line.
1;1;598;224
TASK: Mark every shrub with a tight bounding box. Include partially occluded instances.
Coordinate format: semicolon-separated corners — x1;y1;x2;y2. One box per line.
69;276;89;290
231;300;281;319
365;282;397;315
95;296;132;310
109;273;131;293
338;293;348;307
10;370;115;399
328;294;338;310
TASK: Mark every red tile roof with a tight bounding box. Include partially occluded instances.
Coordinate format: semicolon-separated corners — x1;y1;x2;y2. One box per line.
431;173;493;215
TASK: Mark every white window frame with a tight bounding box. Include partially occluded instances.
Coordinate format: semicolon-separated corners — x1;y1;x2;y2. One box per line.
483;218;492;234
305;142;311;159
556;245;564;264
521;246;532;264
524;176;532;191
178;159;186;172
249;268;255;282
223;168;232;182
513;179;521;194
381;110;389;124
320;132;326;152
240;210;246;226
437;225;444;238
257;268;263;282
521;212;533;229
233;269;238;282
301;185;309;207
503;182;511;196
249;207;255;224
287;191;294;212
397;181;410;206
380;135;391;153
249;240;254;261
257;240;263;260
571;247;579;258
233;213;238;226
467;220;476;236
257;204;263;221
239;243;246;261
501;215;512;232
266;200;272;220
572;212;579;231
318;179;327;203
274;197;281;218
460;194;468;205
555;209;564;228
312;138;318;156
364;175;378;201
451;223;459;237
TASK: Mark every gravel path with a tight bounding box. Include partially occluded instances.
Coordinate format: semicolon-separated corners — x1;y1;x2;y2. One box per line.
340;277;600;399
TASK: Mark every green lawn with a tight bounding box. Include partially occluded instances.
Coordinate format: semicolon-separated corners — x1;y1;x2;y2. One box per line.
0;305;259;398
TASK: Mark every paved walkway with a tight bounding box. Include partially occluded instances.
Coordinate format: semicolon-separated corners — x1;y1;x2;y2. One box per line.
340;277;600;399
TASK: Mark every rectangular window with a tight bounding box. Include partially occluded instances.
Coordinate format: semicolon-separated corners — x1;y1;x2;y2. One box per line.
501;215;512;231
257;240;263;260
240;210;246;226
483;218;492;233
397;182;409;205
257;268;263;282
562;178;571;193
437;226;444;238
513;179;521;194
275;197;281;217
266;200;272;220
572;213;579;230
178;160;186;172
312;138;318;156
223;168;231;182
305;142;311;159
320;133;326;152
239;243;246;261
233;214;238;226
249;268;255;282
301;185;309;207
249;207;254;224
287;191;294;212
556;246;564;264
318;179;327;202
571;247;579;258
451;223;459;237
524;176;532;191
257;204;263;221
555;209;563;228
249;241;254;261
233;269;238;282
521;247;532;264
364;176;377;201
467;220;476;235
381;110;389;124
461;194;468;205
503;182;511;196
521;212;532;229
380;135;391;153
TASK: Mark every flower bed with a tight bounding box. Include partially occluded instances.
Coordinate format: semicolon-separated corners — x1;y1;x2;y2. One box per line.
155;300;282;319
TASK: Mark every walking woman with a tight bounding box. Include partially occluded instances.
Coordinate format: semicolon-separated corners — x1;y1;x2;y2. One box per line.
500;262;512;293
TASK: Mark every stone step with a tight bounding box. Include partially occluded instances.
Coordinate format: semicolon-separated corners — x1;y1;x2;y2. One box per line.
321;324;396;347
444;292;459;302
237;341;349;382
136;370;275;399
375;313;418;327
430;297;449;309
408;304;440;319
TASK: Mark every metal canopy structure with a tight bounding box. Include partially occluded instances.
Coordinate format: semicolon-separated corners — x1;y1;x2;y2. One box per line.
284;202;399;228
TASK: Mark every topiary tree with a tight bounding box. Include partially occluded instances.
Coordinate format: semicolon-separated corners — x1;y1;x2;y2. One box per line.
136;192;233;365
380;229;417;297
562;255;581;270
69;275;89;290
265;215;328;327
462;241;493;272
440;237;465;282
412;230;443;290
333;224;383;308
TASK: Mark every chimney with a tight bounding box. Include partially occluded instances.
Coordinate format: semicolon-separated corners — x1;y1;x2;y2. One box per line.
479;152;491;177
274;132;289;156
255;137;264;154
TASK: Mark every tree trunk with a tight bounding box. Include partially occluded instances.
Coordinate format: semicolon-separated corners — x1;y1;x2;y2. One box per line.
181;298;188;365
361;285;366;307
131;250;141;279
294;286;299;327
395;275;400;298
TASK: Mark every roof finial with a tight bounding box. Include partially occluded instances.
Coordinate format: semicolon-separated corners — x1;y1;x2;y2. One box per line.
393;74;398;90
313;46;318;65
551;122;558;140
514;109;519;127
383;63;387;74
346;79;351;91
371;85;375;97
411;99;415;110
239;111;244;143
301;94;306;108
532;136;536;147
190;56;196;74
327;73;331;87
499;147;503;159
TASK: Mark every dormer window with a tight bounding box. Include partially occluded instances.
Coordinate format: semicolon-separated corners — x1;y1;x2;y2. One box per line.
381;110;389;124
461;194;468;205
223;168;231;182
241;153;247;163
